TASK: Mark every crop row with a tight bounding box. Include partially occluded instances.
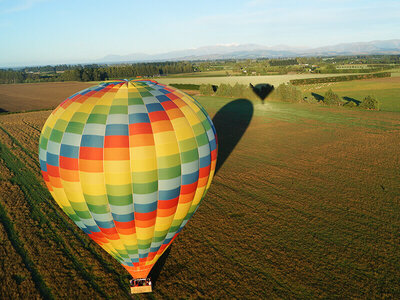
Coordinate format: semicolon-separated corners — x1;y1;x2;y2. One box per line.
0;192;54;299
0;136;130;298
0;113;132;297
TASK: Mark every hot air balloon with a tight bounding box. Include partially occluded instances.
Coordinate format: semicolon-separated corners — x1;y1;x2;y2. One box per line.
38;79;217;293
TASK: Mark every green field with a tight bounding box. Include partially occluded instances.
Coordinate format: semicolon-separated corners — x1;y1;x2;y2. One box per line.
299;76;400;112
157;73;400;113
389;67;400;77
0;92;399;298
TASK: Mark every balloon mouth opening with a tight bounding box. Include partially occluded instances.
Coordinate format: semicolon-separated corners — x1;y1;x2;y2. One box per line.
123;264;154;279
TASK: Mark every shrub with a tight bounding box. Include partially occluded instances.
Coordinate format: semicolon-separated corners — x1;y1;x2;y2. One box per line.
200;83;260;100
170;83;200;90
216;83;233;97
323;89;342;106
360;95;380;110
232;82;246;97
274;83;302;102
343;101;357;108
199;84;214;96
303;96;319;104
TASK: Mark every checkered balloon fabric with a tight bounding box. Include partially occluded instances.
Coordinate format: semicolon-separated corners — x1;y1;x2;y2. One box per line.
38;79;217;278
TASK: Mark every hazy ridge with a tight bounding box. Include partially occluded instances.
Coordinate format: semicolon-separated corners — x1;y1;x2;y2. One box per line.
99;39;400;63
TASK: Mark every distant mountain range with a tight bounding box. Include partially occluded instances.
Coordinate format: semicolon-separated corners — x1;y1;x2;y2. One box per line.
98;39;400;63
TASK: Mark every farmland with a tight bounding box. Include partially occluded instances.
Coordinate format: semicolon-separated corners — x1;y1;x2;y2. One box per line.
0;73;369;114
0;82;93;112
0;82;399;298
156;73;366;88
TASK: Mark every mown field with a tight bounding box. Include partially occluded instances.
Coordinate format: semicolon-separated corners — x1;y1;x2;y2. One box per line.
0;84;399;298
299;76;400;112
0;82;93;112
156;73;363;87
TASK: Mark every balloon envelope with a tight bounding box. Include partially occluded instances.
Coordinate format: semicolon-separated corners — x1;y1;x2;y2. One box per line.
39;80;217;278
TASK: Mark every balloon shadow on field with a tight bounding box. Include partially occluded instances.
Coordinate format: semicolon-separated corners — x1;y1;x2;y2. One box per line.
250;83;274;104
146;99;253;284
212;99;254;174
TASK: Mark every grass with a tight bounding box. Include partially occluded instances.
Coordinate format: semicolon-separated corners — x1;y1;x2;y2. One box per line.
197;96;400;130
388;67;400;77
299;76;400;112
0;125;40;170
197;96;400;298
0;91;399;298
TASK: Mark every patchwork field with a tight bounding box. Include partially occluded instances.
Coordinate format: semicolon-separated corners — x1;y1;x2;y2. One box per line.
156;73;362;87
0;91;399;298
3;75;398;114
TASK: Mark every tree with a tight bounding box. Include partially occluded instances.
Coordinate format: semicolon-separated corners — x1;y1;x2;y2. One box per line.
216;83;232;97
323;89;341;105
324;64;337;73
81;69;93;82
232;82;244;97
274;83;302;102
360;95;380;110
199;84;214;96
343;100;357;108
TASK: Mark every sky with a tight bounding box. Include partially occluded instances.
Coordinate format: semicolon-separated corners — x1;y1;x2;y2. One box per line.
0;0;399;67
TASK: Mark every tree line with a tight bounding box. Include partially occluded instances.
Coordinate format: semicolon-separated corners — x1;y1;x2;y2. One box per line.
290;72;391;85
0;62;194;84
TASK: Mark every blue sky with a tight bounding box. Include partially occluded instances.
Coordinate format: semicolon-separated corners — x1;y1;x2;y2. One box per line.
0;0;399;67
